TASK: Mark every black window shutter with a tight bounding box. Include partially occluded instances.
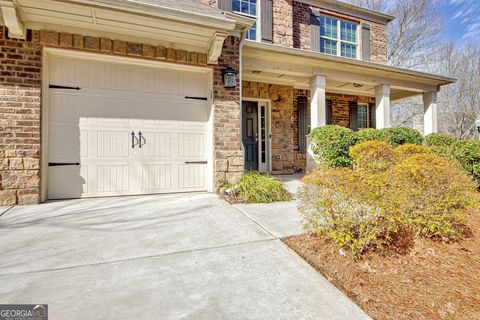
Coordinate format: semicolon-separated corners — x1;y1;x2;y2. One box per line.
369;103;376;128
326;99;333;125
218;0;232;11
310;12;320;52
349;102;358;131
261;0;273;43
298;96;309;153
362;24;371;61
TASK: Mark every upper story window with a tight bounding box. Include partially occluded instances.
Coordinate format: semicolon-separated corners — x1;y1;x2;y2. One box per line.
320;16;358;59
233;0;258;40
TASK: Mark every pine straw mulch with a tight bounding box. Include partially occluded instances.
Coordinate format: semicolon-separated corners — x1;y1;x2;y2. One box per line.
283;210;480;320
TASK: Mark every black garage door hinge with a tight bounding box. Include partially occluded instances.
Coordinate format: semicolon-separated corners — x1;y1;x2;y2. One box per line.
49;162;80;167
185;96;207;101
185;161;208;164
49;84;81;90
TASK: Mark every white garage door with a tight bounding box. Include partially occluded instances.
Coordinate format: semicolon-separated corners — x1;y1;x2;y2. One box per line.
47;55;210;199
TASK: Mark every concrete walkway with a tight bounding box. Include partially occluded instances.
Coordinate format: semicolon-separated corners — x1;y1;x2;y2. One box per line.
0;193;370;320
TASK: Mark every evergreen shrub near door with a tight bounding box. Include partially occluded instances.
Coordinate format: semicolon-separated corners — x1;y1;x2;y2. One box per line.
299;141;478;258
309;125;358;167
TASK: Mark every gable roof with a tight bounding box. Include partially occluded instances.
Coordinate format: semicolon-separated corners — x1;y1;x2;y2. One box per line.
296;0;395;25
124;0;227;19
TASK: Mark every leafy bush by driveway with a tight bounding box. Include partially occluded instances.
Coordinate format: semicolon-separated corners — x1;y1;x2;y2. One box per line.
299;141;478;258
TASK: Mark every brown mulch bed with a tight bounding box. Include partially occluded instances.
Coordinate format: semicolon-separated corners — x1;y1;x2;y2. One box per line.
283;211;480;320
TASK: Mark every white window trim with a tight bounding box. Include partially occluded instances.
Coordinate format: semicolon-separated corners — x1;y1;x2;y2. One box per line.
233;0;261;42
320;15;359;59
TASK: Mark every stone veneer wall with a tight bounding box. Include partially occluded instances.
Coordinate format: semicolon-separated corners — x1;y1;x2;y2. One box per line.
243;80;375;173
0;24;238;204
0;27;42;205
213;36;244;187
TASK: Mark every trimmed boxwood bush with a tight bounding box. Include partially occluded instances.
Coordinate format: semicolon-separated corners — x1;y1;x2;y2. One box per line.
452;140;480;186
356;128;389;143
424;133;457;148
382;127;424;147
424;133;457;158
310;125;358;167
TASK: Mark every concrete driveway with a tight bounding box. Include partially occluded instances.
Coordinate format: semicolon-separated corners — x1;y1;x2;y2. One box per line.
0;193;370;320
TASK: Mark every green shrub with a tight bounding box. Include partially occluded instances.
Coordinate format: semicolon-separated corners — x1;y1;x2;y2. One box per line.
350;141;396;172
424;133;457;158
452;140;480;186
394;144;431;161
299;151;476;258
224;172;292;203
424;133;457;148
310;125;358;167
356;128;389;143
381;127;424;147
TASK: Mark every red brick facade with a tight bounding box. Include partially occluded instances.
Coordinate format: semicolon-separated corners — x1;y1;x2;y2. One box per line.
0;27;42;205
291;1;388;63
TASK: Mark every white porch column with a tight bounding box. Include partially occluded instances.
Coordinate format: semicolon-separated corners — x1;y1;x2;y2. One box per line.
310;75;327;128
307;75;326;172
374;84;391;129
423;91;438;135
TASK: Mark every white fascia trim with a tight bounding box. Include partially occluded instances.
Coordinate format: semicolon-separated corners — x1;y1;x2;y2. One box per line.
296;0;395;25
244;40;456;86
62;0;237;32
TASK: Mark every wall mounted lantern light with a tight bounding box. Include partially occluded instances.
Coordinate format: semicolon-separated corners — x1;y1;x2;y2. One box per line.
222;67;237;88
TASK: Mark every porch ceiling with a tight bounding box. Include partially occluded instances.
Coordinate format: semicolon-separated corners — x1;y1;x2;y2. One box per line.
242;41;456;102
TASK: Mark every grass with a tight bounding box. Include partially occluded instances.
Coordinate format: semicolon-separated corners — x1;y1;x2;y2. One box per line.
224;171;292;203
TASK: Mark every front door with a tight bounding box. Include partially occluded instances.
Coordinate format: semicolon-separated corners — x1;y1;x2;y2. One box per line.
242;101;258;171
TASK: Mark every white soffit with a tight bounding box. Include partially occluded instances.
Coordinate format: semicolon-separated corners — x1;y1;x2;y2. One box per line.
3;0;238;61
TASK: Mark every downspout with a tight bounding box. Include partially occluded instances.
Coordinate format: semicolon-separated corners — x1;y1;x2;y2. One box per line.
239;30;246;154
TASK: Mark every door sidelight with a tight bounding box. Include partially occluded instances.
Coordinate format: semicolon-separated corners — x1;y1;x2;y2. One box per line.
131;131;139;149
138;131;146;148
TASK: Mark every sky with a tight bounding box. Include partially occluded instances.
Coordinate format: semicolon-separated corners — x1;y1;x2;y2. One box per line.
439;0;480;42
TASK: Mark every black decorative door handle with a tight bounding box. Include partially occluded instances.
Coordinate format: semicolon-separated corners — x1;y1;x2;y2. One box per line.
131;131;139;149
138;131;146;148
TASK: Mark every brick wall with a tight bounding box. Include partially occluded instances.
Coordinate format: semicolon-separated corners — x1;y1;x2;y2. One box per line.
0;26;42;205
326;92;375;127
214;36;244;187
291;1;388;63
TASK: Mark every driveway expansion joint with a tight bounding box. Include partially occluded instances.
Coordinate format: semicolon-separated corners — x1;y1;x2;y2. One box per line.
0;238;277;278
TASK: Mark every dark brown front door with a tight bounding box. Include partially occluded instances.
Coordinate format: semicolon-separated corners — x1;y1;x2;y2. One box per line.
242;101;258;171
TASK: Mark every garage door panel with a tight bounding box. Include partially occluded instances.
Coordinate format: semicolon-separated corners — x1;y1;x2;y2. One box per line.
141;132;173;158
48;166;88;199
142;165;172;191
178;164;206;189
47;55;209;199
96;165;131;193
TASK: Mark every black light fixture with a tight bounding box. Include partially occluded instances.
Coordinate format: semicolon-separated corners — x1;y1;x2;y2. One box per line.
222;67;237;88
